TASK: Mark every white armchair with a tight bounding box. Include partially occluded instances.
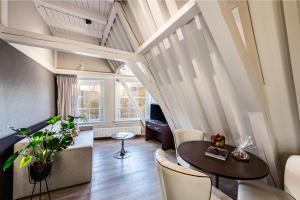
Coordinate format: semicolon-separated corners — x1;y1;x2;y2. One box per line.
284;155;300;199
174;129;204;168
155;149;232;200
238;155;300;200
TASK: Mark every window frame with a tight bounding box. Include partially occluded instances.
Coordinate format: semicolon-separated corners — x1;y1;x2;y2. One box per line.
114;80;150;122
77;79;105;124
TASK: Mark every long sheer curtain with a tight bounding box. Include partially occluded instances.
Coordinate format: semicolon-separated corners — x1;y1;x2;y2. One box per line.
56;74;78;119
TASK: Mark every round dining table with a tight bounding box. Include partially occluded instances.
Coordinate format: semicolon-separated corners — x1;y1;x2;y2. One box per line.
177;141;269;188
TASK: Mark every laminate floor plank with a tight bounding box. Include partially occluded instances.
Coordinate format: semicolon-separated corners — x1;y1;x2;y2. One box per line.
23;137;237;200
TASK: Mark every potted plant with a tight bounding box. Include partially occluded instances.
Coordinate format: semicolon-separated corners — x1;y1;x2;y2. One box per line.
63;115;86;137
2;115;73;182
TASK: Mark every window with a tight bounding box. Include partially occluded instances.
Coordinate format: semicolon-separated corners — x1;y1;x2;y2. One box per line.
78;79;104;123
115;81;149;121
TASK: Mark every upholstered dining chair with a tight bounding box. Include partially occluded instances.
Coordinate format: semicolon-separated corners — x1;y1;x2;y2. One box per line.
238;155;300;200
155;149;232;200
174;129;204;168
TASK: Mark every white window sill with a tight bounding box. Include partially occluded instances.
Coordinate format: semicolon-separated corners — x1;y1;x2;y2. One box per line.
113;119;142;124
78;120;105;125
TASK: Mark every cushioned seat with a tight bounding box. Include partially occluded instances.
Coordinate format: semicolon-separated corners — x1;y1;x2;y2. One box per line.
238;155;300;200
238;181;295;200
211;187;233;200
155;149;232;200
174;129;204;168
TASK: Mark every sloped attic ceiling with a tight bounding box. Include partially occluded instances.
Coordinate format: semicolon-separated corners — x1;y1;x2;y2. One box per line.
33;0;190;71
33;0;122;72
34;0;113;44
3;0;300;186
97;0;300;187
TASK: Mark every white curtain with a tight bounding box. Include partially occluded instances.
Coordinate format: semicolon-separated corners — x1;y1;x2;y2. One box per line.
56;74;78;119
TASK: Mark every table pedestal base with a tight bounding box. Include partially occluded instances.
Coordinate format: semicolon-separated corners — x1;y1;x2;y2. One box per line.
215;175;219;189
113;151;131;159
113;139;131;159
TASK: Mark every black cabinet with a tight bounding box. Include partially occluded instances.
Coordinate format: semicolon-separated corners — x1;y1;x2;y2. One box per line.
145;120;175;150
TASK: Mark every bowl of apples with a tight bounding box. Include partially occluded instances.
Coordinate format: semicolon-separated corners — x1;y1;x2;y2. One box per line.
211;133;225;148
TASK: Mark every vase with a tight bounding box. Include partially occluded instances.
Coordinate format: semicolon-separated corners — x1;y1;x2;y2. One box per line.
29;161;53;182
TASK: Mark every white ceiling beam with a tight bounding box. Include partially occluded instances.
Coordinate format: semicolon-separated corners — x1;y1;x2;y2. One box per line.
146;0;171;49
126;0;157;40
135;0;200;54
165;0;184;40
0;25;143;63
115;2;140;50
55;69;136;80
101;4;117;45
106;41;121;68
52;32;100;45
45;17;102;38
115;63;126;73
107;60;116;73
35;0;107;25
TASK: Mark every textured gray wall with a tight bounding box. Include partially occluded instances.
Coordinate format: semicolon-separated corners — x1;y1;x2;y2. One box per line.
0;40;56;139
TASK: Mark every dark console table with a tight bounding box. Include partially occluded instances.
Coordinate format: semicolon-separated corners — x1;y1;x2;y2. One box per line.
145;120;175;150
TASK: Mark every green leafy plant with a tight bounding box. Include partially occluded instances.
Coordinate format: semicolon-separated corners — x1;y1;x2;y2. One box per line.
61;115;87;136
3;115;73;171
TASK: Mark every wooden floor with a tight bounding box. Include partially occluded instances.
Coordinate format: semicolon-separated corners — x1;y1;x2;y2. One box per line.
26;137;237;200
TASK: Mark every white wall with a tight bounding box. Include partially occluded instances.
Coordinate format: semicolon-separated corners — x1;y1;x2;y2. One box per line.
0;0;8;26
7;0;54;70
57;52;113;73
283;1;300;120
249;0;300;173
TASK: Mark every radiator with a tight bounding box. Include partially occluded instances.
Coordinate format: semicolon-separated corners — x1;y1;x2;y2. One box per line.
93;126;142;138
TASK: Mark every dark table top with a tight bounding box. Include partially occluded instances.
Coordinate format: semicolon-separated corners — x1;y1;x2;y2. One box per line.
178;141;269;180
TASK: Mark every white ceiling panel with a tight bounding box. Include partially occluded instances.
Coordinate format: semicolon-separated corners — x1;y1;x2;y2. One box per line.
34;0;114;43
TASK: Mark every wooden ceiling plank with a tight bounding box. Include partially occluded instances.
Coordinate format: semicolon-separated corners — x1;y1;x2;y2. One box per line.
41;14;102;38
35;0;107;25
115;2;140;50
114;17;133;51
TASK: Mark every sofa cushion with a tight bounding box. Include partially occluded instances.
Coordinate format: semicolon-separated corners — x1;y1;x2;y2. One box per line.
238;181;295;200
13;130;93;199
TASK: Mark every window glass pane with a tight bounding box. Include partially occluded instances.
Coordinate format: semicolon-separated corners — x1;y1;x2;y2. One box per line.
116;80;149;120
78;79;104;123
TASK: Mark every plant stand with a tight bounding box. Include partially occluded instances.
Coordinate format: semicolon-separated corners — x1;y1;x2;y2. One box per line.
28;167;51;200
